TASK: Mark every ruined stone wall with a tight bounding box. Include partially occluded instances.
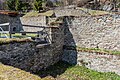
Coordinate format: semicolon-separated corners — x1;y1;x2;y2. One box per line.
0;26;64;73
64;14;120;51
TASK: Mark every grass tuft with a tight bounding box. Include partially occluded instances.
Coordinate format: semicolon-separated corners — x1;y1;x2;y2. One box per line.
64;45;120;55
0;38;32;44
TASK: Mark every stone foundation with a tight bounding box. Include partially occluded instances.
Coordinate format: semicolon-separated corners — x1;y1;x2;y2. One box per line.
64;14;120;51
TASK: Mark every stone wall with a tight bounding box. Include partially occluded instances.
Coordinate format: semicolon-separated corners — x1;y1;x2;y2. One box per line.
20;16;47;32
62;49;120;75
62;14;120;75
0;14;22;32
0;14;47;32
0;25;64;73
64;14;120;51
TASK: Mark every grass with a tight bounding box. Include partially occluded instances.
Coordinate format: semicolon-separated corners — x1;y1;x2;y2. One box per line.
64;45;120;55
38;61;120;80
0;63;41;80
78;7;110;16
12;33;37;38
0;38;32;44
0;60;119;80
60;65;120;80
0;33;37;44
0;33;37;38
23;10;54;17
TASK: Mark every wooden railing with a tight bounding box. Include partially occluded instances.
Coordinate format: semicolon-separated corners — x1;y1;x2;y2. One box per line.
0;23;55;43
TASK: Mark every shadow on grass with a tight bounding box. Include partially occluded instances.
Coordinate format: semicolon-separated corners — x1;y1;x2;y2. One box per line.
37;61;74;78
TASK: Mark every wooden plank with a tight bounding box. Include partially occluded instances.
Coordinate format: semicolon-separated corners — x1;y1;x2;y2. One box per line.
0;31;9;33
36;43;50;48
22;24;45;28
15;31;46;34
0;23;9;27
15;32;38;34
22;24;59;28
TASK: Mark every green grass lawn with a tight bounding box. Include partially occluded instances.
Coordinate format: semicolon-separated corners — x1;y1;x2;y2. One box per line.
39;61;120;80
60;65;120;80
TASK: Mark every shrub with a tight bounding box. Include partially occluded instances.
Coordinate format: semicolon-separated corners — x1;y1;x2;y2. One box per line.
33;0;45;12
6;0;16;10
6;0;31;11
15;0;22;11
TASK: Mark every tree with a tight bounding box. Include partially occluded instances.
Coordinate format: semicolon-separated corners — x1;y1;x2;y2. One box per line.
22;2;30;12
7;0;31;11
33;0;46;12
6;0;16;10
15;0;22;11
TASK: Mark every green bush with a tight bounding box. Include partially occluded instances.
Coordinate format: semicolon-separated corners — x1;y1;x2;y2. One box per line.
6;0;30;11
22;2;30;12
33;0;45;12
15;0;22;11
6;0;16;10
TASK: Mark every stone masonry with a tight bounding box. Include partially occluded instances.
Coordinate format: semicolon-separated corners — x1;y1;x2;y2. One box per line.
62;12;120;76
64;14;120;51
0;25;64;73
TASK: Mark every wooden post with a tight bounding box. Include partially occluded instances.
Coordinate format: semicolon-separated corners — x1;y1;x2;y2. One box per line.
9;24;12;38
37;31;40;37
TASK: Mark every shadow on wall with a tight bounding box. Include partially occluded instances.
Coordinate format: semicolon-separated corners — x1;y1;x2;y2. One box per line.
62;16;77;65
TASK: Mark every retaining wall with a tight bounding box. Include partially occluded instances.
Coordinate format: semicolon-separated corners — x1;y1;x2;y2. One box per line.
64;14;120;51
0;25;64;73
